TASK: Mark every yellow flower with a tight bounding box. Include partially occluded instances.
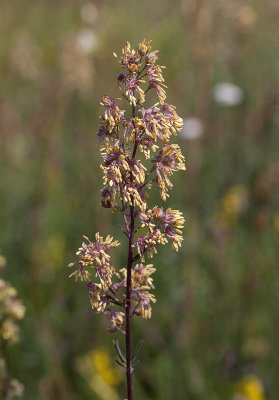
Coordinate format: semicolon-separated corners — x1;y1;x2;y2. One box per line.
273;214;279;232
235;375;266;400
76;348;122;400
0;255;7;269
46;234;66;270
218;185;248;225
77;348;121;387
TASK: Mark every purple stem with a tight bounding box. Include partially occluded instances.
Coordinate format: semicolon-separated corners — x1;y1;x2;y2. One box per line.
125;202;135;400
125;101;138;400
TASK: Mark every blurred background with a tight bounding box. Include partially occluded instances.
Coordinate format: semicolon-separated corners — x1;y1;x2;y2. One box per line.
0;0;279;399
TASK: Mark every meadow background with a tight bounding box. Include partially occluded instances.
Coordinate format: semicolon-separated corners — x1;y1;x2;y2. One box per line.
1;0;279;399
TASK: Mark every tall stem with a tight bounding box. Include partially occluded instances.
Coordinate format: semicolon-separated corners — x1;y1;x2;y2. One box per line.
125;101;137;400
125;202;135;400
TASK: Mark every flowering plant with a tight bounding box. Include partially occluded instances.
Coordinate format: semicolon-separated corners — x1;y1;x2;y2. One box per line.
69;39;186;399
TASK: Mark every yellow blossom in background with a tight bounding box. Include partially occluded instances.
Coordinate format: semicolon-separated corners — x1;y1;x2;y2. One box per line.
46;234;66;271
0;255;7;269
76;347;121;400
234;375;266;400
30;234;66;277
273;214;279;233
217;185;248;225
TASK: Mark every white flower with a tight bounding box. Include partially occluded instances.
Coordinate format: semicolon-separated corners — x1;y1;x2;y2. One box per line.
180;117;204;140
77;29;98;54
213;82;244;106
80;3;98;25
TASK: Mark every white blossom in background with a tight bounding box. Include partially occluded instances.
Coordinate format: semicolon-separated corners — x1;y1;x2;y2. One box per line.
77;29;98;54
180;117;204;140
10;30;41;81
80;3;98;25
60;35;94;96
213;82;244;106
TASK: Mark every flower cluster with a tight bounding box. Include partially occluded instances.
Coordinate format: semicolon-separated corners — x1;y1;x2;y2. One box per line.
69;233;120;287
152;144;186;200
69;40;185;337
129;263;156;319
139;206;185;255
